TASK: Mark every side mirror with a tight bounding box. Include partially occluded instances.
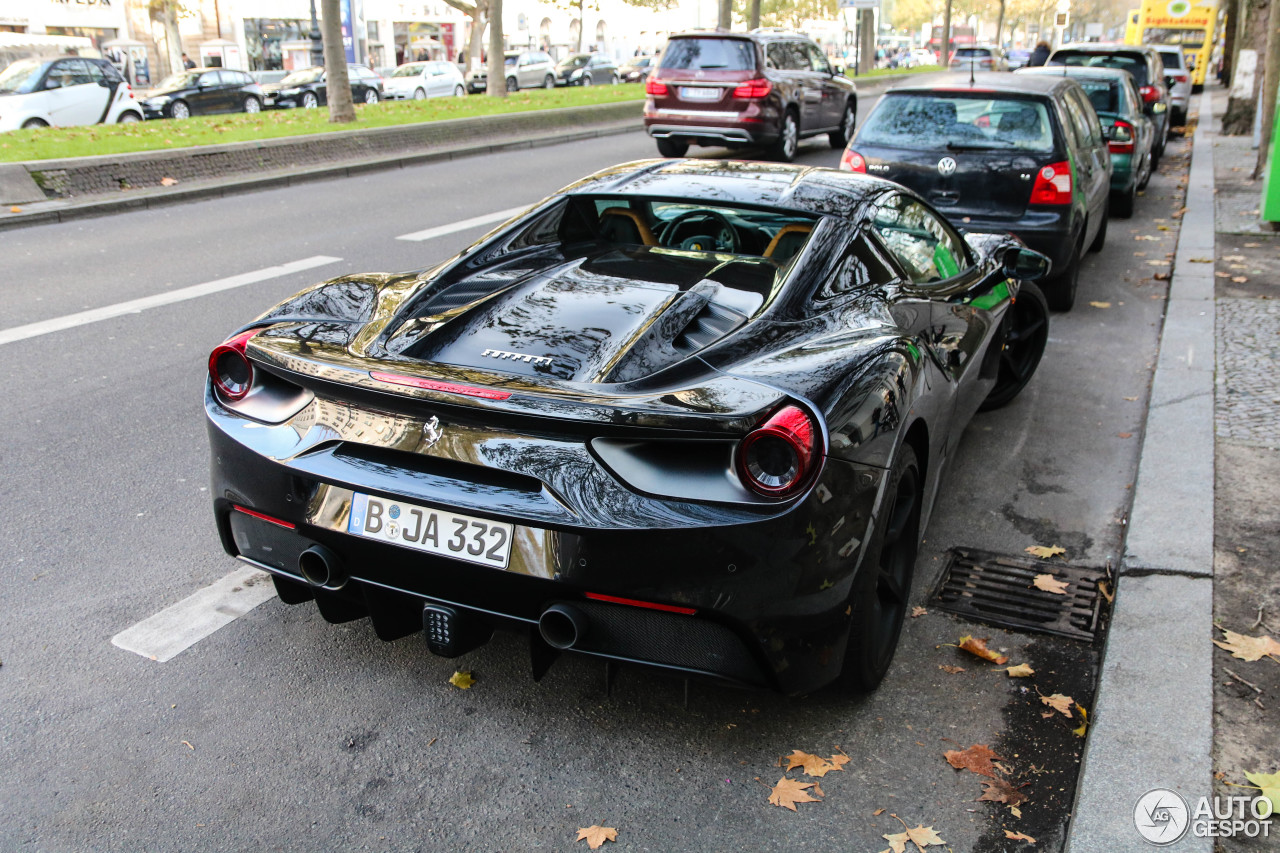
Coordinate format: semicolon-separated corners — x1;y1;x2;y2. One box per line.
1002;246;1052;281
1152;101;1167;114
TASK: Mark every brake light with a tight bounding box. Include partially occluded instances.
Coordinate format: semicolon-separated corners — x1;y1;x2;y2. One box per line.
1172;72;1188;83
1139;85;1160;104
1029;161;1073;205
839;148;866;172
208;329;260;401
645;78;668;96
737;405;821;498
1109;120;1135;154
732;78;771;99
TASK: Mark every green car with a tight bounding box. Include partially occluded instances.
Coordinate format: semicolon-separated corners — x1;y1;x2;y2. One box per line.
1017;65;1155;218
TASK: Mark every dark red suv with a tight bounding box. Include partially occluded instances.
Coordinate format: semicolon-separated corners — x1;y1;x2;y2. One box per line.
643;30;857;162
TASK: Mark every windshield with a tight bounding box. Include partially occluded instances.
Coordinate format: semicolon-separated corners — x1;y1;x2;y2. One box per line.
1051;51;1148;86
391;63;426;77
954;48;992;58
660;38;756;71
860;93;1056;153
1077;79;1121;113
504;54;519;67
281;67;324;85
0;59;48;95
152;71;203;91
558;55;590;69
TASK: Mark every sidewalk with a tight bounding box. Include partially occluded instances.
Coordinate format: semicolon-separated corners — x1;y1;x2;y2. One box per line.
1068;84;1279;851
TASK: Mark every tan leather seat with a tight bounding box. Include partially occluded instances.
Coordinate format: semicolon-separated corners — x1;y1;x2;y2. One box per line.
600;207;658;247
763;223;813;261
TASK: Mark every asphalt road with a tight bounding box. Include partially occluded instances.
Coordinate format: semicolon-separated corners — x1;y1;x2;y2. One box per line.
0;109;1189;851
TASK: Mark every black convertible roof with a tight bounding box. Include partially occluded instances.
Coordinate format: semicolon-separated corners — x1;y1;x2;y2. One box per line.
557;159;893;221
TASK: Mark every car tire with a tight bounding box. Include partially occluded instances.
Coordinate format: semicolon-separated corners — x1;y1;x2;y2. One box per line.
116;111;141;124
169;100;191;119
242;95;261;113
1137;151;1154;190
301;91;319;109
21;118;48;129
656;137;689;158
1089;204;1108;252
363;89;379;104
772;109;799;162
454;84;466;97
1113;187;1136;218
979;281;1050;411
506;76;518;93
1043;235;1083;312
828;100;856;148
842;443;921;691
611;73;620;85
582;75;593;87
413;88;427;100
544;74;555;89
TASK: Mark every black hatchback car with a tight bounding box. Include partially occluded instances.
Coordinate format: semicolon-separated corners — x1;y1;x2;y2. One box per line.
840;73;1111;311
644;30;857;162
1048;44;1170;165
140;68;265;119
261;64;383;109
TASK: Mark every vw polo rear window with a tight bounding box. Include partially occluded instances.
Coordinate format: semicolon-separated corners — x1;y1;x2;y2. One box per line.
660;38;756;72
1052;51;1149;87
859;93;1056;153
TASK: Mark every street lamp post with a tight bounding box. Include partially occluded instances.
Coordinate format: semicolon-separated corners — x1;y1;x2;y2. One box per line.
309;0;325;67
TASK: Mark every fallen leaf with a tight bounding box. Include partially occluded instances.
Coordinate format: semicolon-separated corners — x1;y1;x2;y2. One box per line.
160;176;179;186
1245;771;1280;818
1098;580;1115;603
575;825;617;849
1212;629;1280;662
1223;255;1246;262
959;636;1009;665
1041;693;1075;717
882;824;946;852
1089;301;1111;308
945;744;1003;778
1006;663;1035;678
1157;225;1171;231
911;606;928;617
1025;545;1066;560
1232;276;1249;283
1188;257;1212;263
1124;396;1138;401
1145;259;1168;266
979;777;1029;806
448;670;476;689
1005;829;1037;843
874;807;886;815
939;664;966;674
1073;705;1089;738
1009;805;1023;818
1033;574;1069;595
768;776;821;811
1154;272;1172;281
181;740;194;750
1134;234;1158;240
1216;271;1233;278
783;750;842;777
1117;432;1133;438
8;205;20;213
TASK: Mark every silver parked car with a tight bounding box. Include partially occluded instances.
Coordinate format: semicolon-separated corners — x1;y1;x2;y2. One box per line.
1153;47;1191;125
382;61;465;99
466;50;555;93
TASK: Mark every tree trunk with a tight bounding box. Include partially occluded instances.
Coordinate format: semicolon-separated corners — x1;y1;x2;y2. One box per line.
859;9;875;73
488;0;506;98
1256;0;1280;177
940;0;952;66
1222;0;1238;84
719;0;732;30
995;0;1007;49
161;3;183;79
1224;0;1270;135
466;7;486;76
576;0;585;51
749;0;761;30
319;0;356;123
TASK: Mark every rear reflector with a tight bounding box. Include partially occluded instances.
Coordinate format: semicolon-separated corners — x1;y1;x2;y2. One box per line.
1029;160;1073;205
584;592;697;615
369;371;512;400
233;505;296;529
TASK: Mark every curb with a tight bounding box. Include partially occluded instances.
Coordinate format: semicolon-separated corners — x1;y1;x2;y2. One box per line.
1064;90;1217;852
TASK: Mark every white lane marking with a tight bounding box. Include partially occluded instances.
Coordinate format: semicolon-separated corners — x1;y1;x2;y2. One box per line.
0;255;341;347
111;567;278;662
395;205;529;242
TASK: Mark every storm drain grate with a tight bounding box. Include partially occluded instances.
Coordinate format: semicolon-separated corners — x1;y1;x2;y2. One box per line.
929;549;1106;642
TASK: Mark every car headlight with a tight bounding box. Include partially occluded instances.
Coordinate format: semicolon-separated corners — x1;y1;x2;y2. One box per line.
280;88;299;96
570;69;583;79
145;96;171;106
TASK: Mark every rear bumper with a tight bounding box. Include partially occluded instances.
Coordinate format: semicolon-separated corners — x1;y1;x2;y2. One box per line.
644;101;781;148
960;210;1076;271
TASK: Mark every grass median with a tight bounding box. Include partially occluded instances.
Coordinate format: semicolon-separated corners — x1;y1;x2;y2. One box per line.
0;84;646;163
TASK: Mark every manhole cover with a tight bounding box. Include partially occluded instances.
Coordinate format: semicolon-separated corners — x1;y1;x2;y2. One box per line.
930;549;1106;642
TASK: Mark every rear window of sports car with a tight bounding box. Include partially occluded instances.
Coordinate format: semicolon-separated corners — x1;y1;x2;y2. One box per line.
659;38;757;72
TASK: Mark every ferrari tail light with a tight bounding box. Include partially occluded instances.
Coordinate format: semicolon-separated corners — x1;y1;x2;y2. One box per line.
1029;160;1073;205
839;148;866;173
1138;84;1160;104
645;77;668;96
209;329;260;401
1108;120;1135;154
737;405;820;498
732;78;772;99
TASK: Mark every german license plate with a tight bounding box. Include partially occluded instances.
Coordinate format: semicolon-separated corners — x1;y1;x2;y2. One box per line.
680;86;721;101
347;492;513;569
264;96;275;105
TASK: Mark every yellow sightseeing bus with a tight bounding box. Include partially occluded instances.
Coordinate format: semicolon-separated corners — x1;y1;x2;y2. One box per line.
1132;0;1218;89
1124;9;1141;44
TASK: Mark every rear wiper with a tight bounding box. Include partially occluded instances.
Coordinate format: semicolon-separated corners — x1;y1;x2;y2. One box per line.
696;64;727;69
946;140;1017;150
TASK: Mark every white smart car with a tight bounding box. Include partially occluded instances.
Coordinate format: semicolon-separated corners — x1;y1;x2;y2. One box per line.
0;56;143;132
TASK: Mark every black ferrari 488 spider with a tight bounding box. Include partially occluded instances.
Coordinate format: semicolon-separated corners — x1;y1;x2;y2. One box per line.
206;159;1050;694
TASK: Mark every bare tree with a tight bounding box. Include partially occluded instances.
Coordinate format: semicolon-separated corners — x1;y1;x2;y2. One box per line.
319;0;355;123
719;0;733;28
444;0;489;75
147;0;186;79
488;0;506;98
749;0;762;29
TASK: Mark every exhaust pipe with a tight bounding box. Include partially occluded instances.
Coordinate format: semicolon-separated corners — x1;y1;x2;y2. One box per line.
298;544;345;589
538;603;590;650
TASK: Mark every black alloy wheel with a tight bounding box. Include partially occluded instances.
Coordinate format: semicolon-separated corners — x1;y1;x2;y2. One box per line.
843;444;922;690
656;137;689;158
506;76;518;93
363;88;379;104
301;91;319;109
242;95;261;113
543;74;555;89
979;281;1050;411
169;99;191;119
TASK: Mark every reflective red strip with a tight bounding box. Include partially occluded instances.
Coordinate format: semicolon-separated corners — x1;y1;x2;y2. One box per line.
369;371;512;401
584;592;697;615
232;505;296;529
